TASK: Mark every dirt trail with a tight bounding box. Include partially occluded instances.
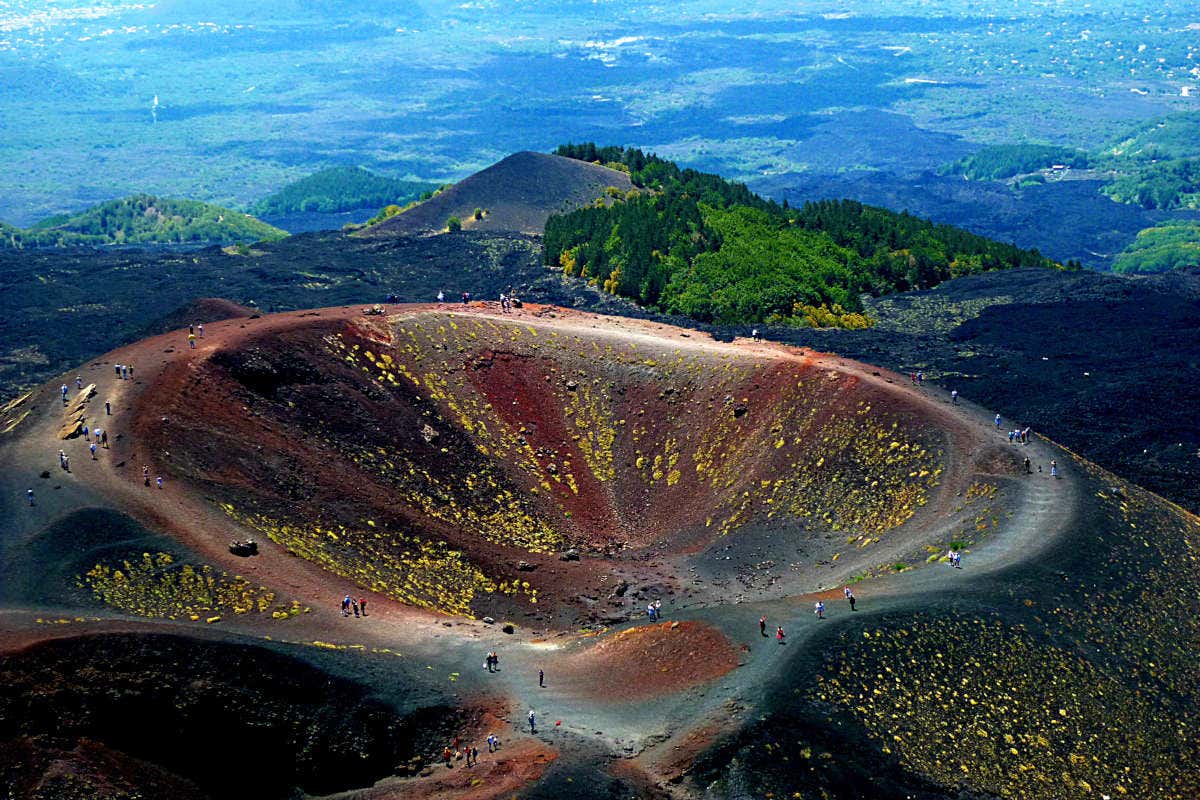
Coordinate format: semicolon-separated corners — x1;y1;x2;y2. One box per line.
0;302;1094;794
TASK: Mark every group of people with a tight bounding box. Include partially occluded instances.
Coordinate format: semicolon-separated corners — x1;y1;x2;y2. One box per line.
907;371;926;385
646;599;664;621
112;363;134;380
758;586;859;643
186;322;205;349
945;549;962;568
340;594;368;617
484;651;500;672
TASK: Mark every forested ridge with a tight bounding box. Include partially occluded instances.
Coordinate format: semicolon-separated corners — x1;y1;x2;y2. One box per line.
546;144;1067;326
252;166;438;216
2;195;286;248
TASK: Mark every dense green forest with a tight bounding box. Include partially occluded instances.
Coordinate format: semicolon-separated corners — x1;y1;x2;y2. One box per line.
0;195;286;249
547;144;1065;326
252;166;439;216
1101;158;1200;209
1103;112;1200;162
939;144;1089;180
1112;221;1200;273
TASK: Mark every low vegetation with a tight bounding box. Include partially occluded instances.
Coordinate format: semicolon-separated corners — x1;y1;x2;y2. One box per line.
547;144;1063;325
252;166;437;216
1101;158;1200;209
1112;221;1200;273
938;144;1089;180
3;195;286;248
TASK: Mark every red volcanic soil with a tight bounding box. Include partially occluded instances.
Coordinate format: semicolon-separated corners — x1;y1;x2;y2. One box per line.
556;621;740;701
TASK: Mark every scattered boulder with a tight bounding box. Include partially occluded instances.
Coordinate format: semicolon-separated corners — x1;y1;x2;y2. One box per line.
501;624;515;634
560;549;580;561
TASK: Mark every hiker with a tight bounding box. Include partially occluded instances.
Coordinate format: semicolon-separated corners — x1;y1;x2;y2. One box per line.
953;551;962;569
121;365;129;380
90;442;97;460
910;372;917;384
751;328;759;340
437;290;445;305
359;597;367;616
189;323;194;335
776;625;785;644
471;745;479;765
995;413;1001;429
759;615;767;636
188;333;196;349
918;371;925;385
105;401;111;415
76;376;82;390
528;710;536;733
539;669;544;687
59;450;67;469
101;430;108;448
1024;457;1032;474
815;600;825;620
27;488;34;506
946;548;956;565
487;734;496;753
462;291;470;305
60;384;68;403
156;476;163;489
114;364;122;378
647;603;657;622
654;599;663;618
143;466;150;486
341;595;351;617
198;324;204;338
82;424;89;439
950;389;959;405
844;586;856;611
1023;427;1031;444
1051;459;1058;478
442;746;452;767
352;598;360;617
1008;430;1016;444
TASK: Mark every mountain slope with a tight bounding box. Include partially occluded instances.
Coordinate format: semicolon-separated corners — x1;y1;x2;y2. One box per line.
360;151;634;237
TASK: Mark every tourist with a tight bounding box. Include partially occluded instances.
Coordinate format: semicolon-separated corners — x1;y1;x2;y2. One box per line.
1051;459;1058;478
950;389;959;405
76;376;82;390
437;290;445;306
90;442;97;460
100;430;108;448
844;586;856;611
654;599;663;618
188;332;196;349
776;625;785;644
359;597;367;616
156;476;163;489
539;669;544;687
528;709;536;733
918;371;925;385
759;615;767;636
341;595;351;617
143;466;150;486
82;424;89;439
352;598;360;617
815;600;825;620
105;401;111;415
471;745;479;765
114;364;122;378
198;324;204;338
995;413;1001;429
60;384;68;403
487;734;496;753
1024;457;1032;474
27;488;34;506
1008;430;1016;444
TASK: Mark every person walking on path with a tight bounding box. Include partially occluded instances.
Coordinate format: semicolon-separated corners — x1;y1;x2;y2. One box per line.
143;466;150;486
815;600;826;620
352;598;360;617
528;710;536;734
341;595;351;617
27;488;34;506
198;324;204;338
1050;459;1058;478
995;413;1001;429
114;364;122;378
90;442;97;460
487;734;496;753
60;384;68;404
155;476;163;489
105;401;111;415
471;745;478;765
437;290;445;306
844;586;856;611
759;615;767;636
539;669;544;687
188;333;196;349
76;376;82;390
1024;457;1032;474
918;371;925;385
100;430;108;448
776;625;785;644
82;424;89;439
359;597;367;616
950;389;959;405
